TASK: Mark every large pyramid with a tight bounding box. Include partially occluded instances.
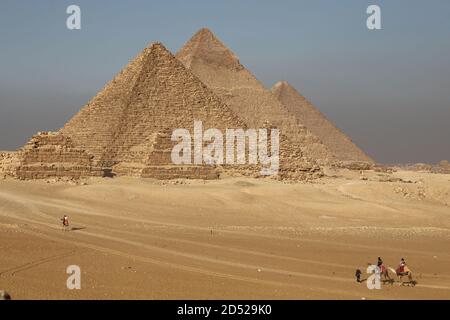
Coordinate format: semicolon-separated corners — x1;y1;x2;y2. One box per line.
57;41;320;180
176;28;337;165
60;43;247;168
272;81;373;163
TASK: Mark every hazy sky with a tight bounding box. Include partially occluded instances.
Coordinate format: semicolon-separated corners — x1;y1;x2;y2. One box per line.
1;0;449;164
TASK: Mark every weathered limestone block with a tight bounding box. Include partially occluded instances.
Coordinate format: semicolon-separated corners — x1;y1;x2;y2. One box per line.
140;130;220;180
338;161;373;171
141;165;219;180
0;151;20;178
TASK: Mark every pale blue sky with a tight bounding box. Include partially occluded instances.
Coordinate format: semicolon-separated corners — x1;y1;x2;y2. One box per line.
1;0;449;163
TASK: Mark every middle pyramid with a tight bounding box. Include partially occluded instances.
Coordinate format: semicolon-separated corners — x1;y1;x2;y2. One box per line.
176;28;337;165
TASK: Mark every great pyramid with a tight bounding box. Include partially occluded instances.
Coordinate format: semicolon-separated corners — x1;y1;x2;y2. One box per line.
176;28;337;165
272;81;373;164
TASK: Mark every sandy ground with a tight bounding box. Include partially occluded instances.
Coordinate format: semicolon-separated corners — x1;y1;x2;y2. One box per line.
0;169;449;300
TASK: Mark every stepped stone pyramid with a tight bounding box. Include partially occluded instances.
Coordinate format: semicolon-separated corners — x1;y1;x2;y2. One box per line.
1;132;102;180
176;28;337;166
272;81;373;164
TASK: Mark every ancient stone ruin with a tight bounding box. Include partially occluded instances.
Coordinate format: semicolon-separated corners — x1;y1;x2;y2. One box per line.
0;151;20;179
13;132;102;180
1;29;376;181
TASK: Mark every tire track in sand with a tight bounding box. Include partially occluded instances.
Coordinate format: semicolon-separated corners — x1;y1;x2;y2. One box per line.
0;251;75;278
2;190;447;257
2;192;450;292
12;222;362;298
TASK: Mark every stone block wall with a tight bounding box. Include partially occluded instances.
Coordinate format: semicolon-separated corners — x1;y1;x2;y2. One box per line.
14;132;103;180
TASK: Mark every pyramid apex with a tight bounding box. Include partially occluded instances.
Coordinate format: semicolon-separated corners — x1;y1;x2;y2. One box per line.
139;41;180;64
176;28;243;71
150;41;164;47
272;81;307;101
189;27;221;42
272;81;293;90
196;27;215;36
145;41;170;53
271;81;297;96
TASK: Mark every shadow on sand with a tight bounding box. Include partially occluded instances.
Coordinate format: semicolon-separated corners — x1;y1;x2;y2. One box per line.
70;227;86;232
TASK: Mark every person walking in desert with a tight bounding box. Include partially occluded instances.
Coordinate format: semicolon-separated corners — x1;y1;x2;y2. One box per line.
61;215;69;231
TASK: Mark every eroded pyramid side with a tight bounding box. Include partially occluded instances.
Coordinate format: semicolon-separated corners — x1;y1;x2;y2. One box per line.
271;81;373;164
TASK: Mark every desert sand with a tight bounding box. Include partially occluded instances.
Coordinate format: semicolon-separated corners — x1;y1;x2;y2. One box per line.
1;169;449;300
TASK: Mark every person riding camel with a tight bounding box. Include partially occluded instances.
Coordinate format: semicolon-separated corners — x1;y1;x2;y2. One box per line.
377;257;383;267
395;258;414;284
396;258;411;277
377;257;386;273
398;258;406;273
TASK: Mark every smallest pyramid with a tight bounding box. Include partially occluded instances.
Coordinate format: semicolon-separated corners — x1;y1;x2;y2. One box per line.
272;81;373;164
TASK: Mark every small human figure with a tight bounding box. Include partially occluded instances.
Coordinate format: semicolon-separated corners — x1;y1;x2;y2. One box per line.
399;258;406;273
377;257;383;267
355;269;362;283
61;215;69;231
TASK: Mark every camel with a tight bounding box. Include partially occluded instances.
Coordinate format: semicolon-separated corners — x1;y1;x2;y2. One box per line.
356;265;417;287
386;266;417;286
